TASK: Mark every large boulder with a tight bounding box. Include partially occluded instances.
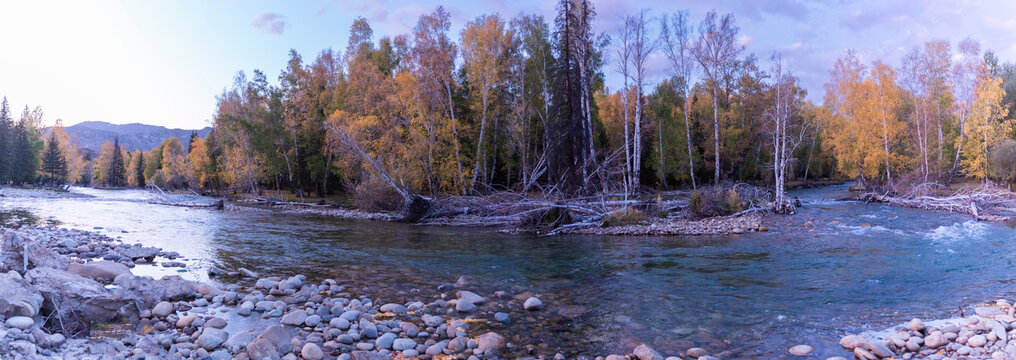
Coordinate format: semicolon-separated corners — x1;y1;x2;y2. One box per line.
25;267;134;324
0;271;44;317
247;325;294;360
1;229;69;271
119;246;160;261
111;275;199;309
68;261;131;283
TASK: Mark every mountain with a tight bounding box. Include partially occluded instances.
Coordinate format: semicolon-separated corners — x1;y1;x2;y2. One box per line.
59;121;212;152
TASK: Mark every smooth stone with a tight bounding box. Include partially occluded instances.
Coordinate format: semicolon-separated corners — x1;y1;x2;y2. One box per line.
909;318;925;332
330;317;350;330
305;314;321;327
686;348;707;358
422;314;443;327
375;333;396;350
523;297;543;311
969;334;987;347
301;343;324;360
393;338;417;351
925;333;947;348
359;319;378;338
633;344;663;360
853;347;876;360
866;340;893;358
281;310;308;326
788;344;814;356
197;328;228;350
152;301;174;318
476;332;505;352
455;299;476;313
456;291;485;305
177;314;198;328
494;312;509;324
5;316;34;330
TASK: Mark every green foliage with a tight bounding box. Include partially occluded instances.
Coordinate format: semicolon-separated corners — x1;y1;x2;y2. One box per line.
106;137;127;187
41;130;68;185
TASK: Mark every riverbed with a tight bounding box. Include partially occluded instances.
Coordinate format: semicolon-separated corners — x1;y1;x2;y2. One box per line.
2;185;1015;359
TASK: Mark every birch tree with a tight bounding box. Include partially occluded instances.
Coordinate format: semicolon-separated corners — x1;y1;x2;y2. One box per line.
693;11;742;184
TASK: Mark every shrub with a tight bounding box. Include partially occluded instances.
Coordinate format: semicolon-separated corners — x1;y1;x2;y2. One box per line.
353;178;403;212
990;139;1016;184
602;208;648;227
690;187;746;217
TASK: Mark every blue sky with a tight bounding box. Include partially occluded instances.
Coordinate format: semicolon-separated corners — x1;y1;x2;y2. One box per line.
1;0;1015;129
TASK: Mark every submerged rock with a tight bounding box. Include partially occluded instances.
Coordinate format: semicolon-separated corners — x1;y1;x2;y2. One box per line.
523;296;543;311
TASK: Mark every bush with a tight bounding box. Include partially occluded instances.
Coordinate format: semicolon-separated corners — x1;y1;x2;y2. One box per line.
353;178;404;212
602;208;648;227
990;139;1016;184
690;187;745;217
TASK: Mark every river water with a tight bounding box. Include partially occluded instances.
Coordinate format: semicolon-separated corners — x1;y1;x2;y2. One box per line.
2;185;1016;359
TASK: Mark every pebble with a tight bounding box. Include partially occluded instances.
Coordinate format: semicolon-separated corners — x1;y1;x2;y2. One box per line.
523;297;543;311
301;343;324;360
788;344;814;356
5;316;34;330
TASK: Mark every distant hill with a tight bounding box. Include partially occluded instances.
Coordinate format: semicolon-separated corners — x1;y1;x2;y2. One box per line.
56;121;212;152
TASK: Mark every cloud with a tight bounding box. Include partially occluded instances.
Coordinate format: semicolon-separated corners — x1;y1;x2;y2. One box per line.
252;12;286;36
317;7;328;17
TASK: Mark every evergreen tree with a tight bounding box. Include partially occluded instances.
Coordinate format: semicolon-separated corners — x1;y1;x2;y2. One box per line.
10;107;43;185
548;0;596;194
106;136;127;187
132;150;146;187
0;97;11;183
41;130;68;186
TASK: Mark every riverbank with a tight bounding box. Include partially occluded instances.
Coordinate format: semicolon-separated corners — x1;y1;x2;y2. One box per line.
0;225;735;360
838;300;1016;359
856;185;1016;222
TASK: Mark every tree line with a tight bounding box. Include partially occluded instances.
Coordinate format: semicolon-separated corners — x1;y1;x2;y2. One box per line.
5;2;1016;212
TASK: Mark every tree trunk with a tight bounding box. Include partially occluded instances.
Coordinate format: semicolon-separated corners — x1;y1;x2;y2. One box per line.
712;87;720;184
684;96;696;189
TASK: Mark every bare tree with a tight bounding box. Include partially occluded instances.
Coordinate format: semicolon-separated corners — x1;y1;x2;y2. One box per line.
951;38;980;175
660;10;697;189
693;11;743;185
629;10;655;193
614;14;634;196
765;53;805;212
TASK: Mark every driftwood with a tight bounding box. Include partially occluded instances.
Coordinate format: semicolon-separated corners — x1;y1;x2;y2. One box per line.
859;184;1016;221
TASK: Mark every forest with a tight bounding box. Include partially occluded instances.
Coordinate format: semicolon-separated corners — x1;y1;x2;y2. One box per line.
4;1;1016;218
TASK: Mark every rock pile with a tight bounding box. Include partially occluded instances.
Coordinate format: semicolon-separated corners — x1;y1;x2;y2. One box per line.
840;300;1016;359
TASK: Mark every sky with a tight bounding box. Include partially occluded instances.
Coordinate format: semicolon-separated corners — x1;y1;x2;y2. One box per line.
1;0;1016;130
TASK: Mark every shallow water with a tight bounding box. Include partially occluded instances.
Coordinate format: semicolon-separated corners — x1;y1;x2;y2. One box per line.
3;185;1016;358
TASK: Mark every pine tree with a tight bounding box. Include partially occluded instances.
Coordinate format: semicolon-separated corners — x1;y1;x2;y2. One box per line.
41;130;68;186
132;150;146;187
0;97;11;183
11;107;43;185
106;136;127;187
548;0;596;194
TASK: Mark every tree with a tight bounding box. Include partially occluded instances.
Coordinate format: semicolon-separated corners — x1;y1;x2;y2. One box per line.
952;38;981;174
693;11;743;184
962;66;1010;182
461;14;508;191
106;137;127;187
764;54;806;211
41;129;67;186
660;10;698;189
862;61;906;186
130;150;146;187
549;0;597;194
0;97;11;182
10;106;44;185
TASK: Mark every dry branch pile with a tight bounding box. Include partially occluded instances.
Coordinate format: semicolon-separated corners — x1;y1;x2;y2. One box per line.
858;183;1016;221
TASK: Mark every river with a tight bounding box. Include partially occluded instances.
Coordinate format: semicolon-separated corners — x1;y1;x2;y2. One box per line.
2;185;1015;359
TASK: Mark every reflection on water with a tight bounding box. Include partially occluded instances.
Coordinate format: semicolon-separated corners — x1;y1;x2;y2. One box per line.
2;185;1016;358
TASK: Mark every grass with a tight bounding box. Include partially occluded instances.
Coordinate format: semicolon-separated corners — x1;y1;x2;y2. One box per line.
602;208;649;227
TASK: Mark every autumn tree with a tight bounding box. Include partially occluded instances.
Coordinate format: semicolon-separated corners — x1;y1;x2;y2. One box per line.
962;66;1010;182
129;150;146;187
764;54;806;211
952;38;981;174
461;14;508;191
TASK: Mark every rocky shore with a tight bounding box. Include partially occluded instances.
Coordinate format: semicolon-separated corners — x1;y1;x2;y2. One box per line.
0;225;731;360
838;300;1016;359
563;214;764;236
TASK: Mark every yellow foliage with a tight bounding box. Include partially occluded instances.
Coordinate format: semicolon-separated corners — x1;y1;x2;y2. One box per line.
962;70;1011;181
